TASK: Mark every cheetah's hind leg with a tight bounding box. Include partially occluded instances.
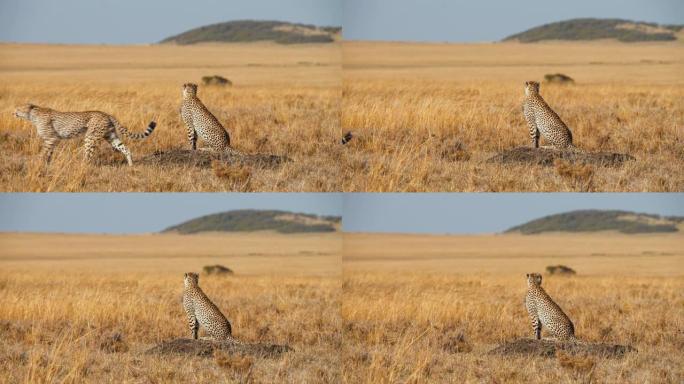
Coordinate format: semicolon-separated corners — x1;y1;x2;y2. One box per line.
109;137;133;166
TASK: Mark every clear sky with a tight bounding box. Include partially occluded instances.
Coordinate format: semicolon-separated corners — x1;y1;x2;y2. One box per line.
2;1;682;44
0;0;341;44
0;193;342;234
343;0;684;42
1;193;682;235
343;193;684;234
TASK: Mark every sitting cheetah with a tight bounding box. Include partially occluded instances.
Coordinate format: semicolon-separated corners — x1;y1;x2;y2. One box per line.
182;272;241;343
522;81;574;149
14;104;156;166
180;83;232;152
524;273;577;341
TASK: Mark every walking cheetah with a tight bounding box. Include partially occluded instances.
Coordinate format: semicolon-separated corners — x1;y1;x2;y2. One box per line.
180;83;231;152
522;81;574;149
182;272;241;343
14;104;156;166
524;273;577;341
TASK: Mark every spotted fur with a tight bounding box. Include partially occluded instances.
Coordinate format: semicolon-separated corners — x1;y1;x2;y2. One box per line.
180;83;231;151
182;272;241;343
522;81;574;149
525;273;576;341
14;104;156;166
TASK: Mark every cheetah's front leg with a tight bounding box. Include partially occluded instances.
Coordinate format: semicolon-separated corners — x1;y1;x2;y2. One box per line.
186;312;199;340
40;137;59;163
525;120;540;148
533;317;541;340
526;302;542;340
181;113;197;150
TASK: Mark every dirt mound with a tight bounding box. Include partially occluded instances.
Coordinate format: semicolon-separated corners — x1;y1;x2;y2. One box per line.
488;338;636;358
203;264;234;275
546;265;577;275
545;73;575;84
138;149;289;169
487;147;635;167
146;338;293;358
202;75;232;86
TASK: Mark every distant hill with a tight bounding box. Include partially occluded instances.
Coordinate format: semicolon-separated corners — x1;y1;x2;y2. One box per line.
503;18;683;43
505;210;684;235
160;20;341;45
162;209;341;234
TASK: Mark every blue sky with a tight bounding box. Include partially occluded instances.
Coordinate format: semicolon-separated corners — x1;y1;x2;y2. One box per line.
343;193;684;234
0;193;681;235
0;0;341;44
0;193;342;234
344;0;684;42
1;0;681;44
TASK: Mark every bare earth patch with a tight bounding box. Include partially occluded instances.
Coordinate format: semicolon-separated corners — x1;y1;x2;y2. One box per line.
146;338;293;358
138;148;290;169
487;147;636;167
488;338;636;358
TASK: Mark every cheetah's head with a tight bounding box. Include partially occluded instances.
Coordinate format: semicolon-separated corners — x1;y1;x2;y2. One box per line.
524;81;540;96
526;273;542;287
14;103;37;120
182;83;198;98
184;272;199;287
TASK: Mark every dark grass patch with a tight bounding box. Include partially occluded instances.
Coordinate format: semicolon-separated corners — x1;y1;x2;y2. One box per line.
146;338;293;358
137;148;290;169
487;147;635;167
488;338;636;358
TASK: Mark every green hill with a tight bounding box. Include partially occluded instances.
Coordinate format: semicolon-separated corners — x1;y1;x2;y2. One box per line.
503;18;683;43
505;210;683;235
162;209;341;234
160;20;340;45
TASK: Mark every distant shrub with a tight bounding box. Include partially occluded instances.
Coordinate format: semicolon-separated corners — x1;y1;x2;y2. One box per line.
203;265;234;275
546;265;577;275
544;73;575;84
202;75;232;86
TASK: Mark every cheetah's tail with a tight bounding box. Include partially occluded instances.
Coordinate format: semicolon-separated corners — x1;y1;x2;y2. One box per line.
225;334;244;345
224;146;246;157
112;118;157;140
568;143;586;153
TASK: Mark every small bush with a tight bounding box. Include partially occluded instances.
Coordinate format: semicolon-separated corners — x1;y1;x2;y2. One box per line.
202;75;232;86
544;73;575;84
203;264;234;275
546;265;577;275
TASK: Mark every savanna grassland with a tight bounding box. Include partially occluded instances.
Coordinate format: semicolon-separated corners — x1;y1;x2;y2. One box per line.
0;42;341;192
341;41;684;191
0;232;342;383
342;232;684;383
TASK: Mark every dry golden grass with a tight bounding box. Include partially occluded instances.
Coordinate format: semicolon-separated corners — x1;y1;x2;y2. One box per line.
0;232;341;383
342;232;684;383
341;41;684;191
0;43;341;192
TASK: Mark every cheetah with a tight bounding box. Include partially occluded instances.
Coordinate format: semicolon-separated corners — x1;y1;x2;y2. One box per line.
14;104;156;166
182;272;241;343
180;83;232;152
522;81;574;149
524;273;577;341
